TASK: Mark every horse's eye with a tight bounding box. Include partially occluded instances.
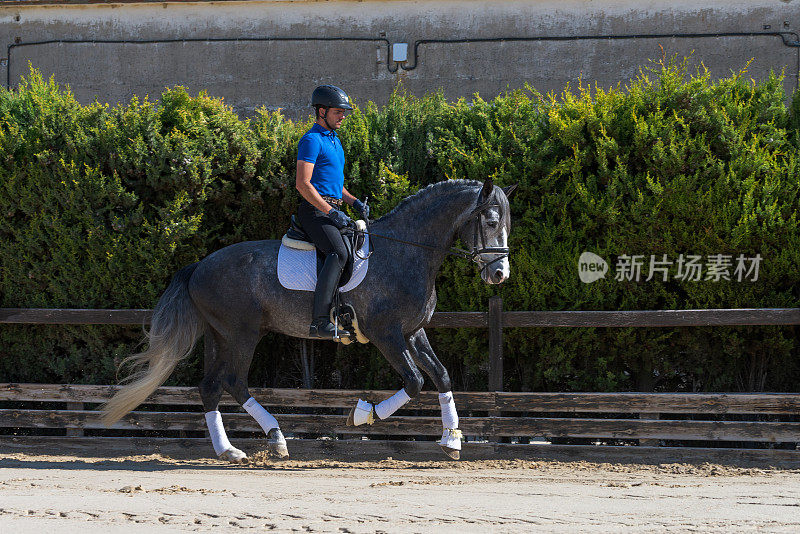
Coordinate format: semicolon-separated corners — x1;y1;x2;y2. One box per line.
486;220;499;228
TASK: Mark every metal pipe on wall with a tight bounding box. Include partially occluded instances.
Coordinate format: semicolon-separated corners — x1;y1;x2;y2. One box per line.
8;31;800;91
398;31;800;90
6;36;396;90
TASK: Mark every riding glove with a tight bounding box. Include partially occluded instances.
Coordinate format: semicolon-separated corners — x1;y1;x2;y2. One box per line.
327;208;353;229
352;198;370;221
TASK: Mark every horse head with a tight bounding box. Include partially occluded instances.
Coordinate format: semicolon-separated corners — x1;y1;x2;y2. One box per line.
458;177;518;285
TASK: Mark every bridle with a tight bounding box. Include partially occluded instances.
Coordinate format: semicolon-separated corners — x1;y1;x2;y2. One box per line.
352;197;510;275
462;199;510;275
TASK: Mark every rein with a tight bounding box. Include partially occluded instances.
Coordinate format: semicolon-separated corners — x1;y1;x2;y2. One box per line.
353;228;476;260
350;199;509;269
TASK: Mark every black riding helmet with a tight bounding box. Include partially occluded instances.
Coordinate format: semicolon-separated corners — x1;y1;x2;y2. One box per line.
311;85;353;111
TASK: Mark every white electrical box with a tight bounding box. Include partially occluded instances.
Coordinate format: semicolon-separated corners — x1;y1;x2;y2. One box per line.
392;43;408;63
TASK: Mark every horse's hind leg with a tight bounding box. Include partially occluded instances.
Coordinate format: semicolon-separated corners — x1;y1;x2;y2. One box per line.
407;328;461;459
200;329;247;463
216;329;289;459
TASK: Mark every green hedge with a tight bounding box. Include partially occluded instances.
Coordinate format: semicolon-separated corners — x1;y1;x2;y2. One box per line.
1;62;799;392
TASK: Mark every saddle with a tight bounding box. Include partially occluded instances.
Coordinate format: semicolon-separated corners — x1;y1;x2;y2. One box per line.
282;215;316;251
282;215;366;287
281;216;370;345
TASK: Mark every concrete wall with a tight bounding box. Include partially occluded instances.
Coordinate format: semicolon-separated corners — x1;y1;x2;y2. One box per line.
1;0;798;119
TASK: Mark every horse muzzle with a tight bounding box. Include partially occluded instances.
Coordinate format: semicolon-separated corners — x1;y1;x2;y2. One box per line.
478;253;510;284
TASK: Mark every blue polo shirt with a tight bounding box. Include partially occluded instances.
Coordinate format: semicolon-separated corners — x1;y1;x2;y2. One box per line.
297;123;345;199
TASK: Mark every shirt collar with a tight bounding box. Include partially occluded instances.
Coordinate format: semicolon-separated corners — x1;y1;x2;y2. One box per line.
312;122;337;138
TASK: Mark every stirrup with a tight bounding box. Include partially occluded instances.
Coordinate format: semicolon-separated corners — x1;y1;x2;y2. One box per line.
309;319;338;339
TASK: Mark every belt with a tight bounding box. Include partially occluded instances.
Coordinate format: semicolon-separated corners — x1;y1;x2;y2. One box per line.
321;195;343;208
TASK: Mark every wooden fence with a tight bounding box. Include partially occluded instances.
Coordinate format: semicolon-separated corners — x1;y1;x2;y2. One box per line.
1;383;799;463
3;303;800;391
1;306;799;462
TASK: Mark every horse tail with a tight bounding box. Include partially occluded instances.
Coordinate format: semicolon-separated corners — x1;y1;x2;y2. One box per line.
100;262;203;427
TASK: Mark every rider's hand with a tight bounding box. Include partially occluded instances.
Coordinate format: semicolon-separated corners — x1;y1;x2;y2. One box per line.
352;198;370;221
327;208;353;230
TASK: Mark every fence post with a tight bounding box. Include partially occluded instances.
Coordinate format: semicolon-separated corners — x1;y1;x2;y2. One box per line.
488;296;506;444
488;296;503;392
300;340;313;389
66;401;84;437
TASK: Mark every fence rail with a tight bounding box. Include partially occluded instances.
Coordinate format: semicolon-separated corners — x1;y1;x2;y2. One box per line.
4;304;800;393
3;306;800;327
1;384;798;454
4;383;800;413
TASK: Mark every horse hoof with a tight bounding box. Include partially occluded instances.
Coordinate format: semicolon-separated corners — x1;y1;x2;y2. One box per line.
268;442;289;459
267;428;289;459
219;447;248;464
440;446;460;460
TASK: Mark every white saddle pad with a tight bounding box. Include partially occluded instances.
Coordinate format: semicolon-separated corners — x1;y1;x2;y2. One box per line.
277;235;370;292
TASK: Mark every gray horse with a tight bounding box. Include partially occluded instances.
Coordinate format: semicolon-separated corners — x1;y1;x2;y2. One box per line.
101;178;516;461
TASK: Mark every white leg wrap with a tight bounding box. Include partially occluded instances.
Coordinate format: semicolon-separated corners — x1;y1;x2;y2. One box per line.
440;428;463;450
205;410;233;456
439;391;459;429
351;399;376;426
375;388;411;420
243;397;279;433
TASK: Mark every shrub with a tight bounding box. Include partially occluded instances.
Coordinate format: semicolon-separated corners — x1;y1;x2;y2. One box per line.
1;62;798;392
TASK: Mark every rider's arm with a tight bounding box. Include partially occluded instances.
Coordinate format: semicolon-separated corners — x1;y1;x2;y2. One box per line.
296;160;334;213
341;187;356;206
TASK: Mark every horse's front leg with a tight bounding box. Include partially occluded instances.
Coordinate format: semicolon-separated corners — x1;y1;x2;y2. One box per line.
346;328;423;427
407;328;462;459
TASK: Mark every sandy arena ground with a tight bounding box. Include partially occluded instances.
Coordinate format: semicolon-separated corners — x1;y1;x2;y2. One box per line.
2;450;800;533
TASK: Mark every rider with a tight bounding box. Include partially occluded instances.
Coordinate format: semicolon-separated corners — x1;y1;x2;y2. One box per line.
296;85;369;339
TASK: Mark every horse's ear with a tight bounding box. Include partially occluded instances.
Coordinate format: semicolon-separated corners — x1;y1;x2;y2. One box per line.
502;183;519;199
481;177;493;200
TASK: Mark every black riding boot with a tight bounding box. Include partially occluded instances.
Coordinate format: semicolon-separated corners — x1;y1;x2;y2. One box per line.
309;253;344;339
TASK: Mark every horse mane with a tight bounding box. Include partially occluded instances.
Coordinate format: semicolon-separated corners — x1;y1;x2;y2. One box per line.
374;179;483;224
